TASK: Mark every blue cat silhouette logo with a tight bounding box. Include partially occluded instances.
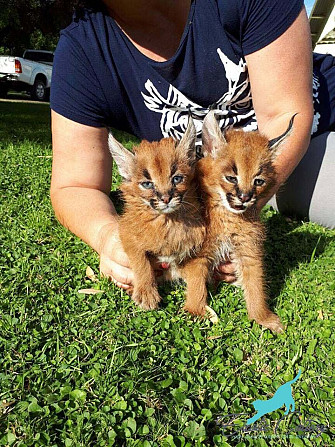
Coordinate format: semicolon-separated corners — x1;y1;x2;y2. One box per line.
246;369;302;425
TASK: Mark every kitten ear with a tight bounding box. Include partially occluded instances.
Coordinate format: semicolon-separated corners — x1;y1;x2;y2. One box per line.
177;116;197;163
108;132;135;181
268;114;297;160
202;110;227;158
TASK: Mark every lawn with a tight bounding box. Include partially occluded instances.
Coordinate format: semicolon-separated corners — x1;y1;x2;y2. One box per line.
0;100;334;446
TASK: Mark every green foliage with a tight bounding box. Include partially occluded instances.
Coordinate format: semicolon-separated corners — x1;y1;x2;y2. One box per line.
29;29;59;53
0;0;76;54
0;100;334;446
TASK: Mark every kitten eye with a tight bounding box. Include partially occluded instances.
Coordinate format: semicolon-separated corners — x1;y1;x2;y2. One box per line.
225;176;238;184
172;175;184;185
141;181;154;189
254;179;265;187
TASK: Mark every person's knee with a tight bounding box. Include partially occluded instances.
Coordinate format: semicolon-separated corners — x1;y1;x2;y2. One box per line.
268;132;335;229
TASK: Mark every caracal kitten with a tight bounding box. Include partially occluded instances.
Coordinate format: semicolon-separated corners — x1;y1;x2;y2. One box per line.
194;111;297;333
108;119;207;313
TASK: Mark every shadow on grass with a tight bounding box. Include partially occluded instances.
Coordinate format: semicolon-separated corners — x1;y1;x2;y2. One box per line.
264;211;334;299
0;100;52;146
158;211;334;310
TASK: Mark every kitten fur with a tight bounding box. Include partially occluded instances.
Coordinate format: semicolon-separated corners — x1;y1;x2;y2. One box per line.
108;119;207;312
194;111;296;332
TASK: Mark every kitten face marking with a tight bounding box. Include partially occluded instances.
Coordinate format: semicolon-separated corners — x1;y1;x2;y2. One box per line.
201;111;296;214
135;148;192;215
203;134;274;213
137;165;182;213
220;156;266;213
108;118;197;216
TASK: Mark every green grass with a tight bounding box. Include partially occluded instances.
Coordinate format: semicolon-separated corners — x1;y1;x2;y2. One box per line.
0;100;334;446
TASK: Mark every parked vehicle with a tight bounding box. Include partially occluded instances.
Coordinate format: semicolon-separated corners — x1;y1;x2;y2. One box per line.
0;49;53;101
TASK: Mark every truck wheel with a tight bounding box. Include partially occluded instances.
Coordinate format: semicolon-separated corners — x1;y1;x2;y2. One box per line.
31;79;48;101
0;84;8;98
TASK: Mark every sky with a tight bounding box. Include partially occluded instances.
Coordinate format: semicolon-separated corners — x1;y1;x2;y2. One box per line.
305;0;315;17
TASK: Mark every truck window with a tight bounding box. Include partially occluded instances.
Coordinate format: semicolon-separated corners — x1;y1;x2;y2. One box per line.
24;51;54;64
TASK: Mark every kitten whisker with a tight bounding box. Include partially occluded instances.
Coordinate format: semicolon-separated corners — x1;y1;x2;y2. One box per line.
181;199;200;212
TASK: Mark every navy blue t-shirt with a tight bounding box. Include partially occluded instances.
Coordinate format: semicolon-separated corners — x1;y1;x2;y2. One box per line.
50;0;334;141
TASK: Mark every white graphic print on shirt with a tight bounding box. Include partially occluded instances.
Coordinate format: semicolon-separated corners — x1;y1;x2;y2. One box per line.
141;49;258;143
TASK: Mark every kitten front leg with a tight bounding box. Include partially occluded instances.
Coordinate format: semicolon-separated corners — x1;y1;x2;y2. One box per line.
125;248;161;310
235;248;284;333
181;257;209;316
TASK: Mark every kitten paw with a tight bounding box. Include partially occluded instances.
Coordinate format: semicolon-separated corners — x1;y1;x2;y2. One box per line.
183;304;206;316
132;288;161;311
257;314;285;333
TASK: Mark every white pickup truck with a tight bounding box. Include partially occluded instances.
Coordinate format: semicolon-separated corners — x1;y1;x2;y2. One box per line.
0;49;53;101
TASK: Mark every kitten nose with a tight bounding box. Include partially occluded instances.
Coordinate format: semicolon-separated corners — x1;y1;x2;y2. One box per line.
162;195;171;204
238;192;252;203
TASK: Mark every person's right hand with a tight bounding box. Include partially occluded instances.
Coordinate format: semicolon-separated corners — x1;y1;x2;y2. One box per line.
98;223;134;290
98;223;169;290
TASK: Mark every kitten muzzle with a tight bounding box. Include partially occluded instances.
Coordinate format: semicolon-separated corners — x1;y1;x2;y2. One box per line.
238;192;252;203
161;195;172;204
226;193;255;213
151;196;182;214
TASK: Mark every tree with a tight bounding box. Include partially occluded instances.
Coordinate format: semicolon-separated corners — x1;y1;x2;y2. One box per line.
0;0;76;55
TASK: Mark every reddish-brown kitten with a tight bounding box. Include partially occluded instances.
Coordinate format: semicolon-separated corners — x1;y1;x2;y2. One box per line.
108;119;207;312
194;111;296;332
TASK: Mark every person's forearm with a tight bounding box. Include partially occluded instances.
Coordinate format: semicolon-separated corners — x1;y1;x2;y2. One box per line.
257;110;314;208
243;6;314;209
50;186;119;254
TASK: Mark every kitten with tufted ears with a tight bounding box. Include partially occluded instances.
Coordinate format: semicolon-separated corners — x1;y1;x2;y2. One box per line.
108;118;207;313
195;111;297;332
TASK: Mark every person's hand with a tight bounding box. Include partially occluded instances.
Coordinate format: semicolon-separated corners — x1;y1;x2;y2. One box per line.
98;223;134;289
214;260;236;284
98;222;169;290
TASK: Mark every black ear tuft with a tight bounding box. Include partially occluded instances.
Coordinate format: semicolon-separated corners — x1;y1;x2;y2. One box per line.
268;113;297;150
